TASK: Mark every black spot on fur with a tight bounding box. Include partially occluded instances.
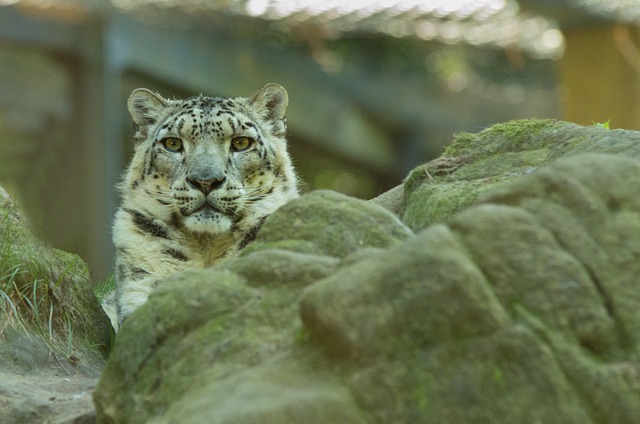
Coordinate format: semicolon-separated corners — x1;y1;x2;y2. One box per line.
131;267;150;279
143;154;153;176
116;264;126;282
227;117;237;132
238;218;265;250
171;212;184;228
125;208;169;239
163;248;189;262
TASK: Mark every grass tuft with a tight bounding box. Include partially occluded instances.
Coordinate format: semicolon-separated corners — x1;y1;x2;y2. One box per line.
0;208;86;362
94;273;116;303
593;119;612;129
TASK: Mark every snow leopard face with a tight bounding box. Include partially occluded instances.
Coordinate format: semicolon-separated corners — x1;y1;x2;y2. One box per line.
122;84;298;236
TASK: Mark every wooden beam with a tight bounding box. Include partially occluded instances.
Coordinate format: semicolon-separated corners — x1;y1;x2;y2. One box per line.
109;15;397;172
0;5;81;53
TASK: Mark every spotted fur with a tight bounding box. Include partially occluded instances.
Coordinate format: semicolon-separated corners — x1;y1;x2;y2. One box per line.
108;84;298;330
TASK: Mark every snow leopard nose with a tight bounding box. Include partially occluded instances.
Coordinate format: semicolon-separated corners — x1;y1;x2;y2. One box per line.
186;176;226;195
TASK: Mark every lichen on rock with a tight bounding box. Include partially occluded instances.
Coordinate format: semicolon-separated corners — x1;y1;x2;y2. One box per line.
402;119;640;232
245;189;414;258
94;120;640;424
94;192;412;423
0;187;111;354
0;186;112;423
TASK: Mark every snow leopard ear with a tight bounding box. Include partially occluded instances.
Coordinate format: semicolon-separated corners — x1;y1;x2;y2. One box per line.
127;88;168;128
249;83;289;124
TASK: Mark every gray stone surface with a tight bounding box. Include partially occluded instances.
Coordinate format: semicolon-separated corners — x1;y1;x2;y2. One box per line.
94;120;640;423
5;119;640;424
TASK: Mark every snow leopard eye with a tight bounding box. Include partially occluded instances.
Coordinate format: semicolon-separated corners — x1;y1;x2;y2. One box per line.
231;136;254;152
161;137;183;153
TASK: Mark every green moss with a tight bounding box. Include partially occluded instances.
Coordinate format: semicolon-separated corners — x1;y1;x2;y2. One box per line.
95;125;640;423
250;190;413;258
444;119;561;160
0;189;111;363
452;149;547;181
402;180;495;231
225;249;338;289
443;131;475;157
480;118;559;144
97;264;321;422
402;120;600;231
241;239;318;257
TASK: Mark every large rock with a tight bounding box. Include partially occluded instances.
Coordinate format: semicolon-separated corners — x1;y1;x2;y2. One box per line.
303;154;640;423
94;120;640;423
0;187;112;423
244;189;414;258
402;119;640;231
0;187;111;351
94;192;412;423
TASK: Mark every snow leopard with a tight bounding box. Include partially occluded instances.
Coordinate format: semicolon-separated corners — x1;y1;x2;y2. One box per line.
107;83;298;330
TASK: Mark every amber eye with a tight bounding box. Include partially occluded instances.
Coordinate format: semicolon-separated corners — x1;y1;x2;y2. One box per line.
231;136;254;152
161;137;183;152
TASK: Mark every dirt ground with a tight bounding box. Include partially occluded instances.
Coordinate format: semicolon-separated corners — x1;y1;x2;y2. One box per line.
0;367;100;424
0;328;105;424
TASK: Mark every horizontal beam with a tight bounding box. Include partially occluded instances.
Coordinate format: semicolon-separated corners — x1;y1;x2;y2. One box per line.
0;5;82;53
109;15;397;172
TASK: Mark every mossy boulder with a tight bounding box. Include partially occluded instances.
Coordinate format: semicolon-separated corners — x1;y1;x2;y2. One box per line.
245;190;414;258
0;187;111;356
402;119;640;231
0;186;112;423
95;121;640;424
300;156;640;423
95;193;411;423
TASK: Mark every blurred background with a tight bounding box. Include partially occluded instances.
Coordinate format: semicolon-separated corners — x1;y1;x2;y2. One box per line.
1;0;638;281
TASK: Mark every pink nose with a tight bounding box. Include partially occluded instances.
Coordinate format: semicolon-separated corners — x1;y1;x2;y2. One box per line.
186;177;226;194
